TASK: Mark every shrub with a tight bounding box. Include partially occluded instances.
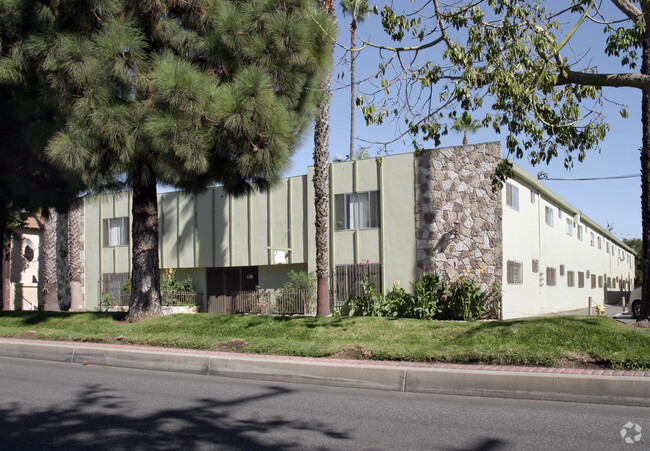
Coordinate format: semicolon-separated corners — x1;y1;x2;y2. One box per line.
411;271;447;319
278;270;317;314
162;268;195;293
343;269;501;321
346;277;387;316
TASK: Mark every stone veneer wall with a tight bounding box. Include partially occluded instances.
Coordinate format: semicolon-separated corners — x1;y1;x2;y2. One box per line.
414;142;503;286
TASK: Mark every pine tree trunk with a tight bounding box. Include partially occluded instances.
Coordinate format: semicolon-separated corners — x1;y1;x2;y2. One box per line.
55;209;71;311
128;168;162;322
349;18;357;161
639;26;650;322
313;0;335;317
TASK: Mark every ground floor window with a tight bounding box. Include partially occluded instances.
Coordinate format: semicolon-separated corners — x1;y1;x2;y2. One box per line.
506;260;523;284
546;267;556;286
567;271;575;287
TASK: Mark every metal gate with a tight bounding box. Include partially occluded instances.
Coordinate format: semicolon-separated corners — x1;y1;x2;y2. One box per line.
335;263;381;304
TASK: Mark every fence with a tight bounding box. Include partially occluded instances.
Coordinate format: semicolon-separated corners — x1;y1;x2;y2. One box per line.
101;291;202;310
335;263;382;304
208;289;315;315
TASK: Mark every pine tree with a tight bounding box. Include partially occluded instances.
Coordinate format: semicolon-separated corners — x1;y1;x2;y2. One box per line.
0;8;84;310
2;0;334;321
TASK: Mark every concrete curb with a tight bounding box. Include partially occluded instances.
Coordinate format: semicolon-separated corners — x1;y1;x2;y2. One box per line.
1;339;649;407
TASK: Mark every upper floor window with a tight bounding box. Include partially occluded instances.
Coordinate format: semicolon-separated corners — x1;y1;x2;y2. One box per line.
597;236;602;249
506;183;519;210
335;191;380;231
103;217;129;247
577;225;583;241
545;206;554;227
530;190;536;204
590;232;595;246
565;218;573;236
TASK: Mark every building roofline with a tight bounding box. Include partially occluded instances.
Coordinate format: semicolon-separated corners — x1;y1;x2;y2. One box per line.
511;162;636;256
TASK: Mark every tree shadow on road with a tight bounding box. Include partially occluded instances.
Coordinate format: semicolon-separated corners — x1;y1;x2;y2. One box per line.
0;381;351;450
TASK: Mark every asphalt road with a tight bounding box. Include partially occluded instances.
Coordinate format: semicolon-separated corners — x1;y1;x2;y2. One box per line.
0;356;648;450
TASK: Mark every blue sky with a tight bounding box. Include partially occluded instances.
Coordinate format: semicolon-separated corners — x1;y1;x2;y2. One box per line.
284;1;642;240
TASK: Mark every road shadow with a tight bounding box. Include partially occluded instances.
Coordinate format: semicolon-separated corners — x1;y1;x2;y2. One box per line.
0;381;351;449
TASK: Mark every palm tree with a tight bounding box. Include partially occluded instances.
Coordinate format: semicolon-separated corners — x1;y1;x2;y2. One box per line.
313;0;337;316
452;112;481;145
341;0;371;161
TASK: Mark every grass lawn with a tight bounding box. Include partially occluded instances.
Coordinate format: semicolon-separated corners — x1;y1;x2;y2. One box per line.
0;311;649;370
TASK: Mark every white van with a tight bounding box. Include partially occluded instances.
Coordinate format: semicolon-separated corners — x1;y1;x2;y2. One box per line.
629;287;643;319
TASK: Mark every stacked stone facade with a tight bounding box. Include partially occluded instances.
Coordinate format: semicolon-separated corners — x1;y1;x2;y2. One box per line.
414;142;503;286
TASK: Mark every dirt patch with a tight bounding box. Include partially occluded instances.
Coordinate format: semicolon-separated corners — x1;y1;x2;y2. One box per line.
98;335;127;344
329;345;373;360
619;319;650;330
555;352;607;369
632;319;650;329
215;339;249;353
17;330;37;340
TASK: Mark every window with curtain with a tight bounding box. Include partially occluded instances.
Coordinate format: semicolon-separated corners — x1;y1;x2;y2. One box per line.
103;217;129;247
335;191;380;231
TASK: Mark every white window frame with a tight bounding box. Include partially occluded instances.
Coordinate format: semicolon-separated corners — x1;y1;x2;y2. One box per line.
577;225;583;241
103;217;129;248
546;267;557;286
507;260;523;284
506;183;519;211
565;218;573;236
545;206;554;227
590;232;595;247
567;271;575;287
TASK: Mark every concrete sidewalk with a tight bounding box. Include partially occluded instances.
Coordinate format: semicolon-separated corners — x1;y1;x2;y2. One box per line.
1;338;649;408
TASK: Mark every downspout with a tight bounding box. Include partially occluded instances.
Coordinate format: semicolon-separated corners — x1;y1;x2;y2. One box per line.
378;160;385;294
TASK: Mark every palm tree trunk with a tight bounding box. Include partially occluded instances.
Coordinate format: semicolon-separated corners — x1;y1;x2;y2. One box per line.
349;17;357;161
313;0;335;317
42;209;57;310
0;222;7;310
128;167;162;322
55;209;71;311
